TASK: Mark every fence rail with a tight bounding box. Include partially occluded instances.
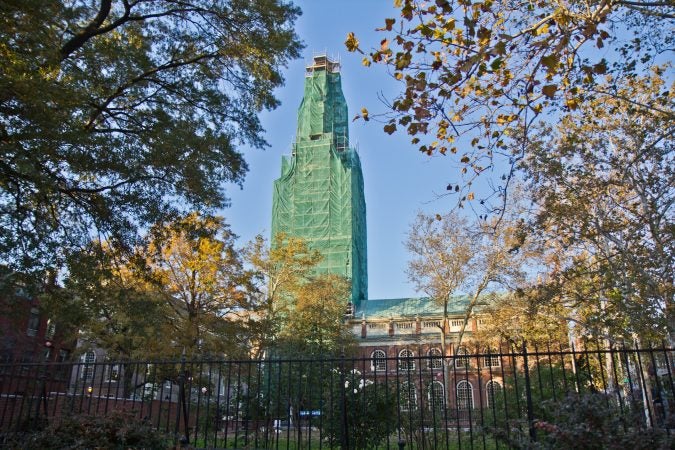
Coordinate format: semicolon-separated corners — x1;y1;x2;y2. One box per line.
1;343;673;449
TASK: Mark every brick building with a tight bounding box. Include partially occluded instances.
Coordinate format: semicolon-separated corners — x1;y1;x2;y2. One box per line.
0;283;75;399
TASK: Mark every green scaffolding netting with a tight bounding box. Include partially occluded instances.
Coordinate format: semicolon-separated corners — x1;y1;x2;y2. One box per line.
271;61;367;305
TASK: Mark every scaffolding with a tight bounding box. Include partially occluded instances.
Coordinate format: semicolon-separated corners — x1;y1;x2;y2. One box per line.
272;53;367;305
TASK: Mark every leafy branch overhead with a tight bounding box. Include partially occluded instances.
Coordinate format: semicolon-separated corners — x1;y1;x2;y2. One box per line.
346;0;674;191
0;0;302;273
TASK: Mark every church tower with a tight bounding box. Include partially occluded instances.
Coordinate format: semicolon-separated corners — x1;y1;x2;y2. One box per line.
271;55;367;306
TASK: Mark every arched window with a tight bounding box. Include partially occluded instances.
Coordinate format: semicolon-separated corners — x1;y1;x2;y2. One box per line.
400;381;417;411
486;380;503;407
427;381;445;410
454;346;470;369
371;350;387;372
81;351;96;380
456;380;474;410
428;348;443;369
484;347;500;368
398;349;415;371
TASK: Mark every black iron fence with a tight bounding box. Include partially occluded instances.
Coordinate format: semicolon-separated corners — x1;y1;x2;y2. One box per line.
1;342;673;449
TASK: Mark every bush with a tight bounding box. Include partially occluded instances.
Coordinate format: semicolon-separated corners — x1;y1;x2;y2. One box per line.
490;391;673;449
8;411;169;449
322;371;398;450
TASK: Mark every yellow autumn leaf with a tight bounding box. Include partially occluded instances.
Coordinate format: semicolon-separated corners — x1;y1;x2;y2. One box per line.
535;23;549;36
345;32;360;52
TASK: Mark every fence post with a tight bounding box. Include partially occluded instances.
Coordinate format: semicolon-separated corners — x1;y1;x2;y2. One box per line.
33;363;48;423
339;348;349;450
522;341;536;441
175;351;189;448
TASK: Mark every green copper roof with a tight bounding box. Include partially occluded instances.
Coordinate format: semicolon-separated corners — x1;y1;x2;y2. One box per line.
356;296;475;319
271;55;367;305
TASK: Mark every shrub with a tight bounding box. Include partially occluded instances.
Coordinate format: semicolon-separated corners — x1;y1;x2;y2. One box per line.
322;371;398;449
9;411;169;449
489;391;673;449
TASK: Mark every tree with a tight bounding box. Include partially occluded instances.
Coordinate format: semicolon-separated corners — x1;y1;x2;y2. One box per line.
348;1;673;342
244;233;323;358
51;213;253;360
346;0;673;208
244;234;355;442
406;211;472;356
144;213;253;358
46;240;167;360
406;208;532;351
473;288;569;347
43;241;169;397
0;0;302;275
277;273;355;356
525;70;674;341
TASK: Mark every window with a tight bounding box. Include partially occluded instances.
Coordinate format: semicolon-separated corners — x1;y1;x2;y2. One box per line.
26;309;40;337
107;364;120;382
423;321;441;328
456;380;474;410
58;349;70;362
484;348;500;368
371;350;387;372
428;381;445;410
454;346;470;369
400;381;417;411
396;322;413;329
44;319;56;341
486;380;503;407
398;349;415;371
450;319;463;327
81;351;96;380
428;348;443;369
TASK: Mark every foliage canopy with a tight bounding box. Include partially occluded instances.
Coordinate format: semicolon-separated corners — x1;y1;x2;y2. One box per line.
347;0;673;207
0;0;302;273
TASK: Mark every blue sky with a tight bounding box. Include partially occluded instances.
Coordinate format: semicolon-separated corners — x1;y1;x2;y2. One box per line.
225;1;464;299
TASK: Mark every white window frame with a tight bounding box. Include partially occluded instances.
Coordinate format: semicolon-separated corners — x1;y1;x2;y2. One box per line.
371;350;387;372
81;351;96;380
484;348;501;368
398;349;415;371
428;348;443;369
428;381;445;410
454;346;470;369
400;381;417;411
456;380;474;410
